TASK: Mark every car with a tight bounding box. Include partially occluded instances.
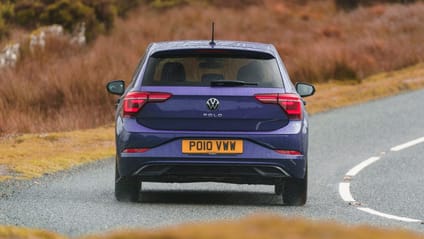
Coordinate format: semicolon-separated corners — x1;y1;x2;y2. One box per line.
106;40;315;205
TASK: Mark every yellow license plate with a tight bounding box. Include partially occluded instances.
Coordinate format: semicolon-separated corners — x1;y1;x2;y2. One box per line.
182;139;243;154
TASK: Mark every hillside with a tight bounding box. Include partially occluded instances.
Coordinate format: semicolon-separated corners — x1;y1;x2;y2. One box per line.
0;0;423;134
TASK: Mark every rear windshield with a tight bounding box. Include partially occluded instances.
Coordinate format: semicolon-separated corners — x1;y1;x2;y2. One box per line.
141;49;284;88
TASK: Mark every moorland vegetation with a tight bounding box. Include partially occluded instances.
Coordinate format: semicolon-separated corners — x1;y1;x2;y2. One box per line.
0;0;423;134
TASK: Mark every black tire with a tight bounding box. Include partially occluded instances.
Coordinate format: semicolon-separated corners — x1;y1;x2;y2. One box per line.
115;167;141;202
283;171;307;206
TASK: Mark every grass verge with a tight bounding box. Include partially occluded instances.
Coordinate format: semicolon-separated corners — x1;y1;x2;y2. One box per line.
1;215;423;239
308;63;424;114
0;225;65;239
0;125;114;181
0;63;424;181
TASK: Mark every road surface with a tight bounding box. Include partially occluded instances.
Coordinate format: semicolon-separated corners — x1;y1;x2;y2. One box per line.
1;89;423;236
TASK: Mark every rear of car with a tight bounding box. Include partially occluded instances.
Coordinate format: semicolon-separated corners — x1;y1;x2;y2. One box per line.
107;41;314;205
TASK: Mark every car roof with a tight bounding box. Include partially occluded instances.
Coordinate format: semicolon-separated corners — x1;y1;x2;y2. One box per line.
148;40;278;56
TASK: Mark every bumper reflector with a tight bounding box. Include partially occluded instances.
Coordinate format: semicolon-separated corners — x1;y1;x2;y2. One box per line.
123;148;150;153
275;150;302;155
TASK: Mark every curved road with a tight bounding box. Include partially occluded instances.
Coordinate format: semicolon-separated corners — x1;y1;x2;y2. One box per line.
1;89;423;236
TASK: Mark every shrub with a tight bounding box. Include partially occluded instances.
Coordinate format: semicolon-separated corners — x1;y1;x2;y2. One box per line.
4;0;137;42
39;0;100;41
208;0;263;8
82;0;117;32
14;1;45;28
0;16;8;40
150;0;188;9
115;0;143;17
0;1;15;23
0;1;14;39
335;0;419;11
148;0;263;9
335;0;359;11
332;61;358;81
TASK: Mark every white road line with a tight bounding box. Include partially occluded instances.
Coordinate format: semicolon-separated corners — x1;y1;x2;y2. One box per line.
390;137;424;152
358;207;422;223
339;182;355;202
339;137;424;224
346;157;380;177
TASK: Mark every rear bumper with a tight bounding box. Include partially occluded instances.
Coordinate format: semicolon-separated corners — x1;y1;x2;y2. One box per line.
117;157;306;185
115;119;308;185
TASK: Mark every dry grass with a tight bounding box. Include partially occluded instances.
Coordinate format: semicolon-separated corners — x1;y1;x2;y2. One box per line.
0;125;114;181
0;63;423;182
0;225;65;239
1;2;424;235
0;0;424;134
0;36;124;134
2;215;422;239
86;215;424;239
308;63;424;114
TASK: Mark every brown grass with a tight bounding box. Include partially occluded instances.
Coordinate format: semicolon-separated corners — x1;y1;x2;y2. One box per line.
87;215;424;239
0;125;114;181
0;0;424;134
0;225;65;239
1;63;423;182
308;63;424;114
3;215;422;239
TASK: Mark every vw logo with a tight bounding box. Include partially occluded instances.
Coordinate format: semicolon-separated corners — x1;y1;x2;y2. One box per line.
206;98;220;111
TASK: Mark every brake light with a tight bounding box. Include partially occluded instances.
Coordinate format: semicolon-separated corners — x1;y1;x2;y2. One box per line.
122;148;150;153
275;150;302;155
123;92;172;117
255;93;303;120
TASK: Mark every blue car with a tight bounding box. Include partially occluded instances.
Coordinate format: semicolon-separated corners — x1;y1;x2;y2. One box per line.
106;40;315;205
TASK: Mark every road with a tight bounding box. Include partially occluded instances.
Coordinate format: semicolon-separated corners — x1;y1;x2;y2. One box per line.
1;89;423;236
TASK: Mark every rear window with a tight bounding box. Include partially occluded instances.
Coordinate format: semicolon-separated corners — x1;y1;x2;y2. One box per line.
141;49;284;88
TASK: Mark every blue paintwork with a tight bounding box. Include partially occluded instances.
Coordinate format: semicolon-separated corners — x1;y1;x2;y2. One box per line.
112;40;310;185
137;93;289;131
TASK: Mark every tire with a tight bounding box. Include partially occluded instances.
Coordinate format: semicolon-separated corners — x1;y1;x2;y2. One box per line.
115;167;141;202
283;171;307;206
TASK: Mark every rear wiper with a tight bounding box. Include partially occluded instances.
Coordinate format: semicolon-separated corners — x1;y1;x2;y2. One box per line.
210;80;258;87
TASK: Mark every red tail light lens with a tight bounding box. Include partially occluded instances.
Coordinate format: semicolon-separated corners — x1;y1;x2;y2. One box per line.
275;150;302;155
123;92;172;117
123;92;148;117
255;93;303;120
122;148;150;153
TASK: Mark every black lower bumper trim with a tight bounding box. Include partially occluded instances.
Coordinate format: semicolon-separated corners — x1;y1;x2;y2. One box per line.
132;164;291;185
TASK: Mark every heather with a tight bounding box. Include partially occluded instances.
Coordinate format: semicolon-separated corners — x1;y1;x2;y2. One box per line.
0;0;423;134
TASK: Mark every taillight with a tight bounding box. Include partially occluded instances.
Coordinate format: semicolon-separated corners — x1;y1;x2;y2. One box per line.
255;93;303;120
123;92;172;117
275;150;302;155
122;148;150;153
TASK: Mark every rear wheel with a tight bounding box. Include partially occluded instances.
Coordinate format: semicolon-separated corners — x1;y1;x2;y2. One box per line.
283;171;307;206
115;167;141;202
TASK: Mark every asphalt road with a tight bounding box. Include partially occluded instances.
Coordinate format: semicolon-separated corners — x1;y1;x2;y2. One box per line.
1;89;423;236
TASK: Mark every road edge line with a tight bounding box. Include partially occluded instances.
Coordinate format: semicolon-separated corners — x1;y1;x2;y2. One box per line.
339;137;424;224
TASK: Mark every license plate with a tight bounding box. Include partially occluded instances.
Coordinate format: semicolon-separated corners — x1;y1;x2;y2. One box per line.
182;139;243;154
